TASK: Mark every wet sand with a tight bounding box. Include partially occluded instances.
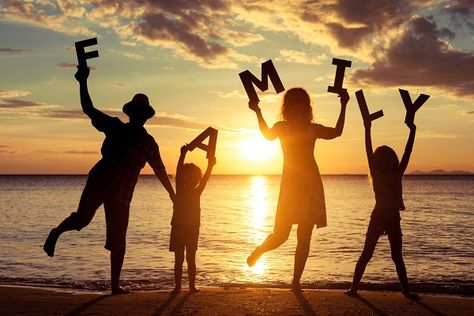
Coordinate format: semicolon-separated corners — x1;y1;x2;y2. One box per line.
1;285;473;315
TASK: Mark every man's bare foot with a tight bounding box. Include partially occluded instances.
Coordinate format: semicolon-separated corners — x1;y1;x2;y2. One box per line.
345;289;358;297
43;228;59;257
189;287;200;294
170;287;181;295
247;246;262;267
403;291;419;300
111;287;130;295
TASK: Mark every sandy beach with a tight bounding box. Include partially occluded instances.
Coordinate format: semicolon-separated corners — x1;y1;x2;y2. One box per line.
1;286;472;315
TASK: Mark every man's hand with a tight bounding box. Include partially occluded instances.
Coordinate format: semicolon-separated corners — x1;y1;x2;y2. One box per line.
74;66;90;82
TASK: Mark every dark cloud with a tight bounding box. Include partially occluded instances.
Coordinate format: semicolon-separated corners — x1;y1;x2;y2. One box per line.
466;110;474;114
0;47;31;54
442;0;474;29
352;16;474;97
326;0;416;48
0;99;43;108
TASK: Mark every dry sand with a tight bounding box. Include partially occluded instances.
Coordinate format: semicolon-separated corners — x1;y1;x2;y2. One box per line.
0;285;473;315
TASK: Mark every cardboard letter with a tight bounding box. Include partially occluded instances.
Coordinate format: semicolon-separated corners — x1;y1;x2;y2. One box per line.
187;127;218;159
355;90;384;125
327;58;352;94
399;89;430;124
239;59;285;103
75;38;99;68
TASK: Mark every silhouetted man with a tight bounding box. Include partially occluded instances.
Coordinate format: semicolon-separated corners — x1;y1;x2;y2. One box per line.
43;66;175;294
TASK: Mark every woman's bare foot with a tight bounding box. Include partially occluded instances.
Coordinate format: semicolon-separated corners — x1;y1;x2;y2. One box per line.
290;281;303;293
247;246;262;267
43;228;59;257
111;287;130;295
189;287;200;294
345;289;358;297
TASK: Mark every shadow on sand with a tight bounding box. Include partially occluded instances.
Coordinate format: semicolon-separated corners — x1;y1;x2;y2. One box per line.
153;291;196;315
292;291;316;316
65;294;110;316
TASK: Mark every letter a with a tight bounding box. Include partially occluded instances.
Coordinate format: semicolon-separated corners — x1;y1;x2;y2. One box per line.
187;127;218;159
239;59;285;103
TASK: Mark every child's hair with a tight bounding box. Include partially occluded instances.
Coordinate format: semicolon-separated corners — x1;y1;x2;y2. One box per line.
280;87;313;123
180;163;202;187
373;146;399;174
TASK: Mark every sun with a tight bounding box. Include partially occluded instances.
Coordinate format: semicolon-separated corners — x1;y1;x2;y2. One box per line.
239;137;277;162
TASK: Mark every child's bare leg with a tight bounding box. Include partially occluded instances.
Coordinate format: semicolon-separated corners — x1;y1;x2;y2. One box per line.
247;222;292;267
186;249;198;292
388;233;418;298
292;223;313;292
346;231;379;296
172;250;184;294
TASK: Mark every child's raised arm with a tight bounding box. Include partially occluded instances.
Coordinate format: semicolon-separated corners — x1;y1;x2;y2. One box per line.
175;145;188;191
249;100;279;140
365;121;375;174
399;122;416;175
197;156;216;194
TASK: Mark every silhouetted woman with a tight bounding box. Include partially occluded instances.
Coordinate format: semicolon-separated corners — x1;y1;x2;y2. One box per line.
43;66;175;294
346;118;418;298
247;87;349;291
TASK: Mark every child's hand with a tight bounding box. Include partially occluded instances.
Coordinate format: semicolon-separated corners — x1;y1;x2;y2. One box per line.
208;156;217;167
180;145;188;155
248;100;260;112
406;121;416;130
338;90;350;106
74;66;90;82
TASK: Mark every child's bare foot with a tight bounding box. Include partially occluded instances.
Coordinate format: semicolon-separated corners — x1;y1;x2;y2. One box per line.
170;287;181;295
111;287;130;295
43;228;59;257
403;291;419;300
247;246;262;267
189;287;200;293
345;289;358;297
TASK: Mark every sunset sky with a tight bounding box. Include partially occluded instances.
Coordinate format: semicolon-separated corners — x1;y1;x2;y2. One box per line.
1;0;473;175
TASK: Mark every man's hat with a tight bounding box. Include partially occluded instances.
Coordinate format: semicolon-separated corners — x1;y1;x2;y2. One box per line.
122;93;155;120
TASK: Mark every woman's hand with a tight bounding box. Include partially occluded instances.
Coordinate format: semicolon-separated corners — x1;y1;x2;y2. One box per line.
248;100;261;112
338;90;350;106
74;66;90;82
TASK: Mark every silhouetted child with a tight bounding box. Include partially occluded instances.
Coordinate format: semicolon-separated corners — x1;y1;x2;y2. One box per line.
346;119;418;299
170;145;216;294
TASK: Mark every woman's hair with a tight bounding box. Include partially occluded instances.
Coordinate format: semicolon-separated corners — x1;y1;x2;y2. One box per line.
180;163;202;187
373;146;399;174
280;87;313;123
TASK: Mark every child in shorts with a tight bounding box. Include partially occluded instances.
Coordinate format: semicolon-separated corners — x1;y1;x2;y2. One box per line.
170;145;216;293
346;118;418;299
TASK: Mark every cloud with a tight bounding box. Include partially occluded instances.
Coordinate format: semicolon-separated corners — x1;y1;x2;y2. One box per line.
277;50;328;65
0;47;31;54
351;16;474;97
0;99;44;108
0;145;15;154
65;150;97;154
0;90;31;98
442;0;474;29
465;110;474;114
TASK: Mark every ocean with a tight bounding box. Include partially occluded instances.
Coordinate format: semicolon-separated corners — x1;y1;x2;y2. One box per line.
0;175;473;294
